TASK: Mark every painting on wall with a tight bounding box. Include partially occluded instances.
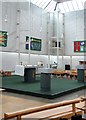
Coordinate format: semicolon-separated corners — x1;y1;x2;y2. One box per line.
74;41;86;52
0;31;8;47
25;36;42;51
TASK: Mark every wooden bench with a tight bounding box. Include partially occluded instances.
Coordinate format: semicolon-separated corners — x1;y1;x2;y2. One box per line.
4;98;82;120
0;70;11;76
76;97;86;114
50;70;67;78
50;69;78;79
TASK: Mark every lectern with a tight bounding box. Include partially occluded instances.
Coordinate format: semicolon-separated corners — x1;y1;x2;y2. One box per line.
76;61;86;82
40;68;52;92
41;73;51;92
24;67;36;83
15;65;36;83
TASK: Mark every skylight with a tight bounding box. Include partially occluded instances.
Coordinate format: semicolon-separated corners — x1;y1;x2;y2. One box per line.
31;0;86;13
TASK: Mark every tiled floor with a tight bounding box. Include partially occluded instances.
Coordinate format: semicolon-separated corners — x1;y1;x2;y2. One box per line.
1;89;86;119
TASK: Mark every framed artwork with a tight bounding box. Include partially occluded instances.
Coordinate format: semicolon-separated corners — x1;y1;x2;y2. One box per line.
25;36;42;51
0;31;8;47
74;41;86;52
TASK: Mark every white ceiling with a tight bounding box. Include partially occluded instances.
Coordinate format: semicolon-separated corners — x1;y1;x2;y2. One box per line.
53;0;72;2
31;0;86;13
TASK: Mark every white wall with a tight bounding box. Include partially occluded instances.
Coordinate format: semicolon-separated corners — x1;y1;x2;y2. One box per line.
50;12;64;55
1;2;53;55
1;52;18;71
3;2;85;56
0;2;85;71
65;10;84;55
0;1;2;30
1;51;85;71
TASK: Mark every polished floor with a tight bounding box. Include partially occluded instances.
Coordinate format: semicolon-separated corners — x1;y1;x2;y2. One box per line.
1;89;86;119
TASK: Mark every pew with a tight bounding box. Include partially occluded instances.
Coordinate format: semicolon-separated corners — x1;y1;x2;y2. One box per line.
76;97;86;114
4;98;82;120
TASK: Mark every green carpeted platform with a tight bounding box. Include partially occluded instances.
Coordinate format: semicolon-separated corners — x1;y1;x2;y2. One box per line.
1;75;86;99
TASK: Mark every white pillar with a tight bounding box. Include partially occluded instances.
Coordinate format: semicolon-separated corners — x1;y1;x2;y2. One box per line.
47;13;50;68
70;56;72;70
16;4;21;65
28;0;31;64
56;9;60;69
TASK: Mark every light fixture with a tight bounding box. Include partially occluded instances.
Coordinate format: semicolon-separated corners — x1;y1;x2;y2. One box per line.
4;14;7;22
